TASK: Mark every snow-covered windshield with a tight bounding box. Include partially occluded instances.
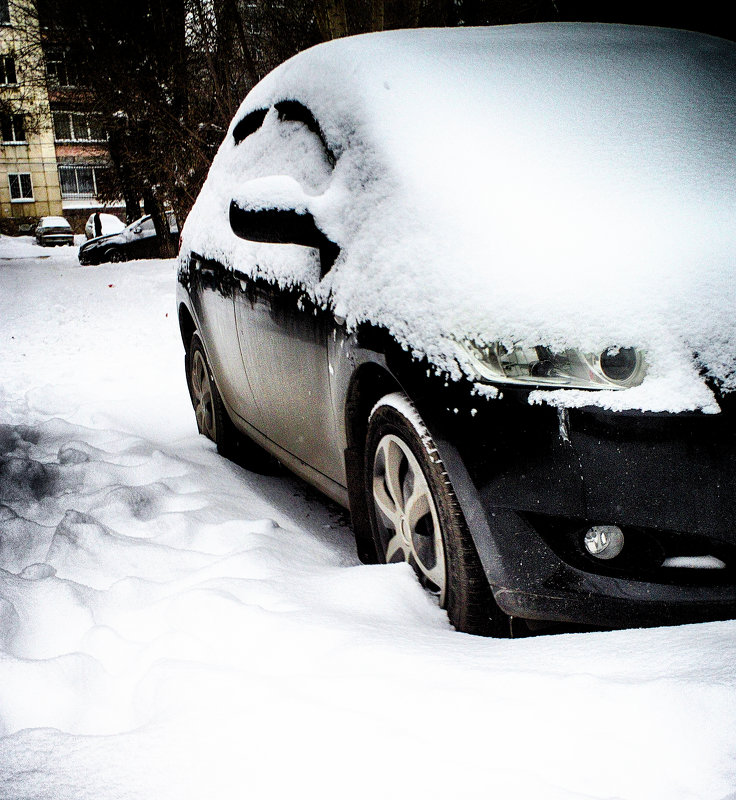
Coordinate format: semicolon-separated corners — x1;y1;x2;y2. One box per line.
183;24;736;413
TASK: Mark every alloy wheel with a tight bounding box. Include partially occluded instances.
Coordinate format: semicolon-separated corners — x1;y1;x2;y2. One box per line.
190;349;217;441
372;433;447;604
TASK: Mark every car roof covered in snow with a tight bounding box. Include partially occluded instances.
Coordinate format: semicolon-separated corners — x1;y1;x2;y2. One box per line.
183;24;736;413
39;216;71;228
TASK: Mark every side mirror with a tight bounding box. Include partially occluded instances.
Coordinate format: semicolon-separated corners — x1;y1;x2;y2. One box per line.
229;177;339;275
133;225;142;234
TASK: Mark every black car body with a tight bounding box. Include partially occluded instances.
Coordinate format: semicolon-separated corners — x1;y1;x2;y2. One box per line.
79;212;178;265
176;25;736;634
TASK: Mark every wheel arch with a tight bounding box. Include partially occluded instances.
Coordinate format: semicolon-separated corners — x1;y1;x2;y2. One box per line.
343;362;404;564
178;303;196;353
342;357;508;605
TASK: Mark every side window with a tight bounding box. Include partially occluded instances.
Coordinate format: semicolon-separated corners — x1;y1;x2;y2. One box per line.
140;218;155;233
233;108;268;145
231;101;334;194
274;101;335;167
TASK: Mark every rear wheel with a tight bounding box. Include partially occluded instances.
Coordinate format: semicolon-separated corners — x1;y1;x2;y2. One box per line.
185;334;278;471
186;334;238;457
365;392;508;636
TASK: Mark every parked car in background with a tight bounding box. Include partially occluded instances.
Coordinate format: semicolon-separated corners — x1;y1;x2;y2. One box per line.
35;216;74;247
178;24;736;636
84;212;125;239
78;212;178;265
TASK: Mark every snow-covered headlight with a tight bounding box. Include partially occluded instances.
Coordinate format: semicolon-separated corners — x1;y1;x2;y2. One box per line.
458;341;646;389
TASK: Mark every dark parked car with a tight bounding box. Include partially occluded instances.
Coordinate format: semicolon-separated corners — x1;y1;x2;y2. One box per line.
35;216;74;247
177;25;736;636
78;212;178;265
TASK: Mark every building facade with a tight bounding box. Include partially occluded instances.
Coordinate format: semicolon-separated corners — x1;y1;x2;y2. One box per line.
1;0;119;234
46;46;118;231
1;0;64;233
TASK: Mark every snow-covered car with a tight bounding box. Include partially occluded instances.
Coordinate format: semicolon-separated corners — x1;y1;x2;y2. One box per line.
78;212;178;265
84;212;125;239
177;24;736;635
35;216;74;247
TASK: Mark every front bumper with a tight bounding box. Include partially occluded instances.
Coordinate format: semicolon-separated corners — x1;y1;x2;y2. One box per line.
435;388;736;628
78;249;102;265
484;507;736;627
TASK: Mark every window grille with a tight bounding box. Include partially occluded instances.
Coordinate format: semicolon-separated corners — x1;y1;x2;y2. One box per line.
58;165;104;198
53;111;105;142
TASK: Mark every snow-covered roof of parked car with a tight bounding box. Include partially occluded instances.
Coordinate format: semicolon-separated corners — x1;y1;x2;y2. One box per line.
182;23;736;413
39;216;71;228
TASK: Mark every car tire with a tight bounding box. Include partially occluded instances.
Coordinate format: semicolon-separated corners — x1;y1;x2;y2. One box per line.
186;334;238;456
185;334;278;472
106;248;124;263
364;392;509;636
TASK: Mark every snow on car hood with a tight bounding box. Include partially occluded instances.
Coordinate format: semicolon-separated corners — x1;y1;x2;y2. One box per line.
182;24;736;413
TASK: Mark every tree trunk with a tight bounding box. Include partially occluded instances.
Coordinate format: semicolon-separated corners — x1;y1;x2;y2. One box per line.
315;0;349;39
370;0;384;31
143;189;176;258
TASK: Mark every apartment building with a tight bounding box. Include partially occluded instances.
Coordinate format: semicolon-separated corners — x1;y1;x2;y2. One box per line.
0;0;63;233
1;0;118;234
45;47;116;230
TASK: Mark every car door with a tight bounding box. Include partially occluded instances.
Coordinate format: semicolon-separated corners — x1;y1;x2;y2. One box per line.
229;102;344;483
188;252;264;428
128;217;156;259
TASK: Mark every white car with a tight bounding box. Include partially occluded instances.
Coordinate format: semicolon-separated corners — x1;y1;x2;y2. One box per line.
84;212;126;240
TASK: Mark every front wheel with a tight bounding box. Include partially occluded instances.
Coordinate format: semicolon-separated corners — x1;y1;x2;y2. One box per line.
106;248;124;263
364;392;508;636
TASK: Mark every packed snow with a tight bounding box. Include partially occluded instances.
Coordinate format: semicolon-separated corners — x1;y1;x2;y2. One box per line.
1;237;736;798
183;23;736;413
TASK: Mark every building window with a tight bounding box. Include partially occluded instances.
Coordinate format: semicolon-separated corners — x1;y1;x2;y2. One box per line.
0;55;16;84
53;111;105;142
46;51;81;88
1;113;26;143
0;0;10;24
58;164;105;198
8;173;33;201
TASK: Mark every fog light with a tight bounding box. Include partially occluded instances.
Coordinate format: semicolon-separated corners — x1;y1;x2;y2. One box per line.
584;525;624;560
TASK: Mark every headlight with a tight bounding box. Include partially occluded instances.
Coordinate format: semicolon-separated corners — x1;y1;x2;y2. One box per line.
458;341;646;389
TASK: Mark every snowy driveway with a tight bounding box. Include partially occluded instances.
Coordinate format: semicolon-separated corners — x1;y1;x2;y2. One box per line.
0;238;735;800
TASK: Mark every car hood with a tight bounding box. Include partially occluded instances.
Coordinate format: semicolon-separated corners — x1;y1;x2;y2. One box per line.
80;232;122;250
183;24;736;413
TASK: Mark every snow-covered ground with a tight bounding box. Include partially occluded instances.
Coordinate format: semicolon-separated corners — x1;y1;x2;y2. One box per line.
0;236;735;800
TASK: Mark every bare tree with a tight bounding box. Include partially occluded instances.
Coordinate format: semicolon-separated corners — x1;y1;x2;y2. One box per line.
35;0;201;253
